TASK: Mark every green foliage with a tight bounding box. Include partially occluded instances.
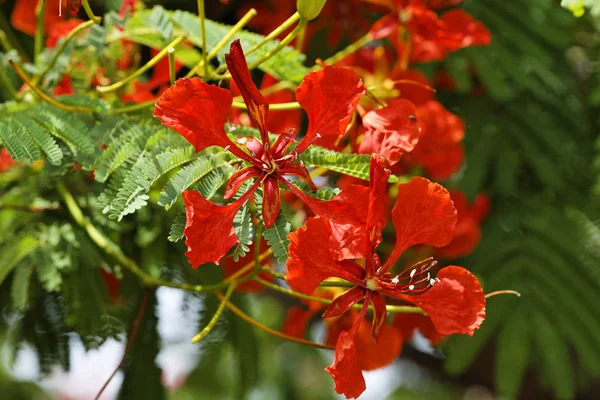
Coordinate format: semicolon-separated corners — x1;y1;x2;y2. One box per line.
262;212;292;263
121;7;309;82
300;146;372;181
118;290;165;400
231;203;253;261
443;203;600;399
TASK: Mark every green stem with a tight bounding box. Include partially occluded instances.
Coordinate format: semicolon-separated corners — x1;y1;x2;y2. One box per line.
108;100;156;114
0;29;13;53
253;276;426;315
33;19;97;86
232;101;301;111
9;60;95;113
168;47;176;85
0;11;28;59
191;283;236;343
245;12;300;57
185;8;257;78
96;35;185;93
197;0;208;77
82;0;102;24
34;0;46;64
212;14;304;78
253;224;263;274
312;32;372;70
57;183;231;293
0;63;18;100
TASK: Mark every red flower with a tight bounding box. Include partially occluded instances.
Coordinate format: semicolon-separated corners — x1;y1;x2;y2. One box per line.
358;99;420;165
368;0;491;66
0;149;16;172
286;156;485;398
155;40;371;267
45;19;84;48
401;100;465;179
11;0;65;36
434;190;490;259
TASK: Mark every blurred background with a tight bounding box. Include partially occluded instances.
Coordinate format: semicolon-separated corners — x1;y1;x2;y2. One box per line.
1;0;600;399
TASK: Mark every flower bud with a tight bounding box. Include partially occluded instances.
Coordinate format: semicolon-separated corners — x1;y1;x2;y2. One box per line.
297;0;327;21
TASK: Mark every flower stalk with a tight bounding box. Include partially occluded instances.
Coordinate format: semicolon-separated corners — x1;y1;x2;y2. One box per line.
34;0;46;64
185;8;258;78
96;35;185;94
82;0;102;24
191;283;237;343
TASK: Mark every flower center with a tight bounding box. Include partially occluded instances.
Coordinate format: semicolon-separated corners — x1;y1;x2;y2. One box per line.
365;278;379;291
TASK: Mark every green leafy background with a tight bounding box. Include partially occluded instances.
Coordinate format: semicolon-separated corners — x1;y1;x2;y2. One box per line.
0;0;599;399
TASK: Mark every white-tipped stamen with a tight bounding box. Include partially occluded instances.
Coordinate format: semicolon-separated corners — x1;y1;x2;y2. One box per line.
391;276;399;285
408;284;415;291
410;269;416;278
430;278;436;286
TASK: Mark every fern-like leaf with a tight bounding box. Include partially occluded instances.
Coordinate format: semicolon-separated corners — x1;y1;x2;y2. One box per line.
262;212;291;264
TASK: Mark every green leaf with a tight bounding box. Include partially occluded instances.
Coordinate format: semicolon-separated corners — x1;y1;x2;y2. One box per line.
149;6;173;41
231;203;253;261
11;262;35;311
0;119;40;163
158;152;234;209
262;212;291;264
299;146;372;180
168;211;186;243
0;234;39;286
495;307;530;398
12;117;64;165
30;107;95;155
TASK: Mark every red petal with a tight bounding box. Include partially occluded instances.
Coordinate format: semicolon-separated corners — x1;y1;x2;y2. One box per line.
441;10;491;50
366;156;390;240
383;177;457;271
68;0;82;17
225;40;270;144
276;164;317;190
370;292;387;342
224;167;262;199
355;322;402;371
281;306;317;338
154;78;241;154
359;100;420;166
236;136;264;159
271;129;297;159
325;331;366;399
12;0;65;36
262;176;281;228
296;66;365;152
369;15;398;40
183;182;258;268
392;69;435;106
323;287;367;319
393;312;446;346
286;217;365;294
281;179;370;260
384;266;486;336
434;218;481;259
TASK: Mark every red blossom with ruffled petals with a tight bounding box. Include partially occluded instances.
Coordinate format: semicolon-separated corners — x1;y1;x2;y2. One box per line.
286;155;486;398
359;99;420;165
435;191;490;258
182;182;259;268
296;66;366;152
367;0;491;66
155;40;371;268
11;0;65;36
401;100;465;179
